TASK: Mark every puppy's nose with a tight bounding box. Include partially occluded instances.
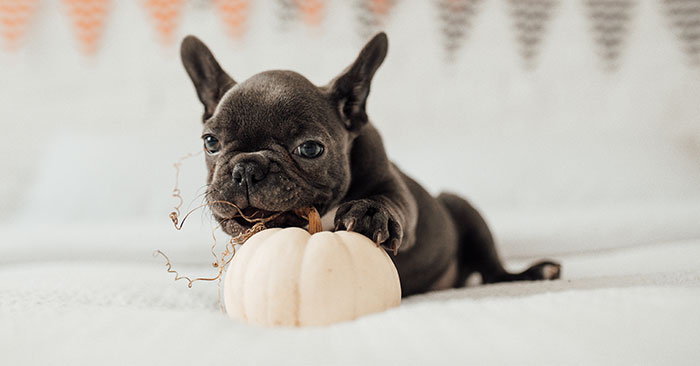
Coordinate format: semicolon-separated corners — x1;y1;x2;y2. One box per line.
232;160;267;186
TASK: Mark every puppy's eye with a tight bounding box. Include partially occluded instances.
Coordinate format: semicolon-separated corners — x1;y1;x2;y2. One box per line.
294;141;324;159
203;135;221;155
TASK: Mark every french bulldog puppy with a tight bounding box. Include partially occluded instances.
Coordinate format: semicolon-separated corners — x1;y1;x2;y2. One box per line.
180;32;561;296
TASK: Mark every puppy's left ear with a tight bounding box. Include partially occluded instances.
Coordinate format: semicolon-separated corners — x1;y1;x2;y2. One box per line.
181;35;236;121
327;32;388;130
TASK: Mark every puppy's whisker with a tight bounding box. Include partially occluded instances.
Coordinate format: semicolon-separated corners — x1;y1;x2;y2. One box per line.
194;183;211;194
186;190;210;213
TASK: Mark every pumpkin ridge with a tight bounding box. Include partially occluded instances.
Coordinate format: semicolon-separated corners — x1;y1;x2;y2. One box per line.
265;228;309;326
238;248;251;322
240;228;283;323
294;232;313;326
334;232;358;320
296;233;311;325
369;233;402;307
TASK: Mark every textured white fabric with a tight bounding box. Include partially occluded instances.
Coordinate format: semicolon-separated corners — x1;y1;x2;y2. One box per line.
2;240;700;365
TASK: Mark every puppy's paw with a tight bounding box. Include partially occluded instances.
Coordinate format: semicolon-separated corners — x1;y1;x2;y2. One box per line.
334;199;403;255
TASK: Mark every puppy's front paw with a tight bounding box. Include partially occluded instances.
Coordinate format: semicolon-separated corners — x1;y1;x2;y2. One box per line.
334;199;403;255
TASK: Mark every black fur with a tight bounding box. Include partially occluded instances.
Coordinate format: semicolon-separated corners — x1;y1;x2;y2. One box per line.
180;33;561;297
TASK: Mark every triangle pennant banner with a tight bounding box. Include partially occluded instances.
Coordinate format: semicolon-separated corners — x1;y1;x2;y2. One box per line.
63;0;111;55
357;0;397;40
296;0;325;26
585;0;635;70
142;0;185;45
368;0;394;16
215;0;250;39
662;0;700;66
507;0;557;69
275;0;298;29
437;0;482;59
0;0;39;50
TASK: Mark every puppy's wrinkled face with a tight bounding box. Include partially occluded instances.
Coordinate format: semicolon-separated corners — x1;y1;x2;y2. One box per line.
180;33;387;236
203;71;351;235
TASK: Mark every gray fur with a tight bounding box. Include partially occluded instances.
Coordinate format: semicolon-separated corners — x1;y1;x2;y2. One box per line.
180;33;561;296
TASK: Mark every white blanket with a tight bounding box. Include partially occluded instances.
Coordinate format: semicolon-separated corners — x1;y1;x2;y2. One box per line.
2;240;699;365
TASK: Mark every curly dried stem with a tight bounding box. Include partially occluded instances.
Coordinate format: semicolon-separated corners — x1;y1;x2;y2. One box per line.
153;247;235;289
158;150;323;296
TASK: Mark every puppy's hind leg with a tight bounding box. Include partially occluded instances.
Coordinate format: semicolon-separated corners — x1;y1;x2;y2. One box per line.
437;193;561;285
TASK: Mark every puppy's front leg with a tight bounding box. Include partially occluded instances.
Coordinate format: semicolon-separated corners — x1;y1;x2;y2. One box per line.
334;173;417;255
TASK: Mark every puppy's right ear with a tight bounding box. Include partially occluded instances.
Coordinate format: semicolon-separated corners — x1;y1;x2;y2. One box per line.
180;35;236;121
327;32;388;131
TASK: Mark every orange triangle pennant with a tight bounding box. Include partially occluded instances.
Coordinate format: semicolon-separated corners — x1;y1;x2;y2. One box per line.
63;0;111;55
142;0;185;45
368;0;393;16
0;0;39;50
214;0;249;39
295;0;324;26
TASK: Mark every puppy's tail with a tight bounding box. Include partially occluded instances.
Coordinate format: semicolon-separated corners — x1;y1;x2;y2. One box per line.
437;193;561;284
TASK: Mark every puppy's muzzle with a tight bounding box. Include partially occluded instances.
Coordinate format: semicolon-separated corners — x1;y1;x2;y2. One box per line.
231;156;269;188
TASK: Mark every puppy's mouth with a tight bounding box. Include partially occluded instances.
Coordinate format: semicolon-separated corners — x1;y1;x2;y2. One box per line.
219;206;309;237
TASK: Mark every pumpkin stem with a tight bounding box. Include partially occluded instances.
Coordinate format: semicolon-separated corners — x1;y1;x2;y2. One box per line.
307;207;323;234
295;206;323;234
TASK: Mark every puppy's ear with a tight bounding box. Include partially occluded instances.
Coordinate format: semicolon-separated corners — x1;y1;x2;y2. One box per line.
327;32;388;130
180;35;236;121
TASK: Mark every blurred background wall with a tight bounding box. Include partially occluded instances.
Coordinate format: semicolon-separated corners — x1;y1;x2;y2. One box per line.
1;0;699;260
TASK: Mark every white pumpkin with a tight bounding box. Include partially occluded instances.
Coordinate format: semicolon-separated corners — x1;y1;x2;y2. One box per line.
224;227;402;327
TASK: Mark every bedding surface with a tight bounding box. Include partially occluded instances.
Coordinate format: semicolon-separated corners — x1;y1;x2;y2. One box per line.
2;240;699;365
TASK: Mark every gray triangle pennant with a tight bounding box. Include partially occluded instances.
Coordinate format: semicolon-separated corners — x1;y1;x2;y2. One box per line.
437;0;483;61
356;0;398;40
662;0;700;66
585;0;636;71
507;0;559;69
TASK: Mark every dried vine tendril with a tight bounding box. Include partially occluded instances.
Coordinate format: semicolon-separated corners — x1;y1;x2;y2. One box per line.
155;151;278;290
168;150;202;227
154;150;319;306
